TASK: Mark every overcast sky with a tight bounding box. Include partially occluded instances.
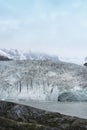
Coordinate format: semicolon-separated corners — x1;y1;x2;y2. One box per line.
0;0;87;58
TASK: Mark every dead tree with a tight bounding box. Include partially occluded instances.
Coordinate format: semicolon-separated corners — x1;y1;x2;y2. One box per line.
19;81;22;93
27;83;28;92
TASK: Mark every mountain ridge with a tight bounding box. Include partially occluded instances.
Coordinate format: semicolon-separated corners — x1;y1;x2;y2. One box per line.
0;49;59;62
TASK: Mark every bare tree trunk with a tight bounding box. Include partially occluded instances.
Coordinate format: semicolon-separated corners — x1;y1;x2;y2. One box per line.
30;79;33;89
27;83;28;93
43;81;45;94
19;81;22;93
50;88;53;94
17;83;19;92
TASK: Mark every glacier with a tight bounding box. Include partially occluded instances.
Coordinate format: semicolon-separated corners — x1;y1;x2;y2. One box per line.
0;60;87;102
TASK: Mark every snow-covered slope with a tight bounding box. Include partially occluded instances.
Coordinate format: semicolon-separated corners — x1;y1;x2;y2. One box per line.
60;56;85;65
0;50;11;60
2;49;26;60
0;49;59;62
0;60;87;101
0;49;85;65
0;50;11;58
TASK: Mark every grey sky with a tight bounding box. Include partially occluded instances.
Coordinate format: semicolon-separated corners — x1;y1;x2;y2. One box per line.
0;0;87;58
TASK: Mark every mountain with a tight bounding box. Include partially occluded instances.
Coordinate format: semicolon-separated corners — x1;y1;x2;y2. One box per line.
0;49;85;65
0;60;87;101
1;49;26;60
0;50;11;61
0;55;11;61
84;57;87;66
0;49;59;62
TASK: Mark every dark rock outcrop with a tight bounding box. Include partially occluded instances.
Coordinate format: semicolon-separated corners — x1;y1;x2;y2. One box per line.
0;100;87;130
84;62;87;66
58;92;87;102
0;55;11;61
58;92;79;102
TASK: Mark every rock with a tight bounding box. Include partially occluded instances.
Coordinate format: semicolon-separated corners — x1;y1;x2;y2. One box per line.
58;92;87;102
58;92;79;101
84;63;87;66
0;100;87;130
0;55;11;61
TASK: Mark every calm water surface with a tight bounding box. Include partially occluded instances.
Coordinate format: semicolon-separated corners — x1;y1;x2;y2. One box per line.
7;99;87;119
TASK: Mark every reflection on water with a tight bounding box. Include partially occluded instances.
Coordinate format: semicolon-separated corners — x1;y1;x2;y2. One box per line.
5;99;87;119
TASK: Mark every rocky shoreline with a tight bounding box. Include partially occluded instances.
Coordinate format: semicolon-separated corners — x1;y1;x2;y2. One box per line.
0;100;87;130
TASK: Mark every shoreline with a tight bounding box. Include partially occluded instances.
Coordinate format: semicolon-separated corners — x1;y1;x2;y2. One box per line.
2;99;87;119
0;100;87;130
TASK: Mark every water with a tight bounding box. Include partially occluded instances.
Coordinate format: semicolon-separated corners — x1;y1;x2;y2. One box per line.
6;99;87;119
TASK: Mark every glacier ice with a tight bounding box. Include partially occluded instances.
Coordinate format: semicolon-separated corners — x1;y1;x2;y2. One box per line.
0;60;87;101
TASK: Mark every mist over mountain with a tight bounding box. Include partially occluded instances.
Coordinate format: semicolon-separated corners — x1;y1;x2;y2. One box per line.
0;49;86;65
0;49;59;62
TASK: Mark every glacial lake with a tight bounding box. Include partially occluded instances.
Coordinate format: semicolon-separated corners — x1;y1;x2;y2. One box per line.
5;99;87;119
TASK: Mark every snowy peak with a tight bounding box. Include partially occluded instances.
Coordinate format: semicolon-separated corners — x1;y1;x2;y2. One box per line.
24;52;59;62
0;50;11;60
1;49;26;60
0;50;9;57
0;49;59;62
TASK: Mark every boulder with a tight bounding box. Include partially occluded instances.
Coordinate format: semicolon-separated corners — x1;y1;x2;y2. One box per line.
58;92;79;101
58;91;87;102
84;62;87;66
